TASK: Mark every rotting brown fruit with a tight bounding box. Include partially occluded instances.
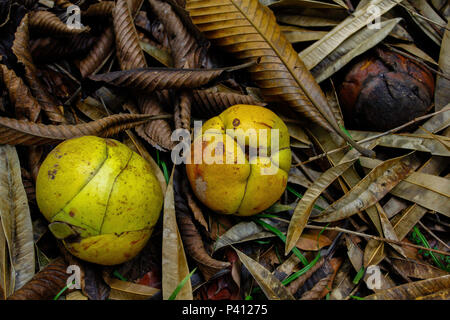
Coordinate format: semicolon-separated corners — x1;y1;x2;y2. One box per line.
338;48;435;132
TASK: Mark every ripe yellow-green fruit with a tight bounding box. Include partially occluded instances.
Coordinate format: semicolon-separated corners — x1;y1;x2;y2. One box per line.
36;136;163;265
186;105;291;216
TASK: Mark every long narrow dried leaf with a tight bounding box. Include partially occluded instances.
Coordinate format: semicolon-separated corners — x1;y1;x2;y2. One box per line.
113;0;146;71
107;278;160;300
89;67;235;93
186;0;372;156
0;64;40;122
300;0;404;69
311;18;401;83
29;10;89;36
364;275;450;300
435;20;450;110
234;247;295;300
390;258;449;280
7;258;68;300
0;145;35;294
314;153;417;222
0;113;169;145
285;159;357;254
162;169;193;300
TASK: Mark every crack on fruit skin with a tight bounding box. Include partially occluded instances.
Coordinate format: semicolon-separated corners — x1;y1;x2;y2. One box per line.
98;146;134;234
48;141;109;220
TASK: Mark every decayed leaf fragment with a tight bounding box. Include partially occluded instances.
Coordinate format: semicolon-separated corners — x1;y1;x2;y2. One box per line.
29;10;90;36
0;145;35;297
185;0;373;157
314;153;417;222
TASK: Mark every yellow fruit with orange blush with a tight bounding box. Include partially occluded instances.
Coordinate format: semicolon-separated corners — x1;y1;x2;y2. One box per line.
186;105;291;216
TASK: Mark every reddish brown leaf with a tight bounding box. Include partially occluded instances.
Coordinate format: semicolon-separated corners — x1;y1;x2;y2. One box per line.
7;258;68;300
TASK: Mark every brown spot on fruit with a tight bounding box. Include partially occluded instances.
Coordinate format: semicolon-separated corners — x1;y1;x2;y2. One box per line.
69;211;75;217
232;118;240;127
48;169;58;180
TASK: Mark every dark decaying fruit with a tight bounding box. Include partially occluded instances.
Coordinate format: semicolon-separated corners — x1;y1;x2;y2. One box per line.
338;48;435;132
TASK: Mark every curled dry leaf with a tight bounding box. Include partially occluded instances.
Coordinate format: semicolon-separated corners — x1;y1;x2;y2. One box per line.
0;113;170;145
113;0;146;71
78;27;115;78
30;34;95;63
185;0;372;156
83;1;115;18
314;153;418;223
0;145;35;296
29;10;89;36
134;96;175;150
285;158;357;254
12;14;66;123
174;167;230;280
435;20;450;111
364;275;450;300
0;64;40;122
7;257;67;300
162;168;193;300
234;247;295;300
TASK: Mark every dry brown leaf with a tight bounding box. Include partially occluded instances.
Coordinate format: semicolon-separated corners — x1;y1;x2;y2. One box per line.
390;257;449;280
113;0;146;71
89;66;238;93
83;1;115;18
0;113;169;145
78;27;115;78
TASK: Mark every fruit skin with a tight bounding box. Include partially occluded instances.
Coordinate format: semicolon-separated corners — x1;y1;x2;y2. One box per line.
338;48;434;131
36;136;163;265
186;105;291;216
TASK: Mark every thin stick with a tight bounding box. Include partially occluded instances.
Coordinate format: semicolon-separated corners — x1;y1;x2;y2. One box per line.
295;107;450;166
304;225;450;257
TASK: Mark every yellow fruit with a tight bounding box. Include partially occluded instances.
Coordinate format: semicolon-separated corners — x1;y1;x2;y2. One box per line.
186;105;291;216
36;136;163;265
